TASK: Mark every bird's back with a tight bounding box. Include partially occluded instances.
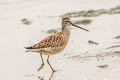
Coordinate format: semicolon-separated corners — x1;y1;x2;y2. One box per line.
25;32;69;55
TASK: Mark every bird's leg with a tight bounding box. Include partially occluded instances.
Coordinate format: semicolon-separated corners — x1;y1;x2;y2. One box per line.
38;53;44;72
47;56;56;73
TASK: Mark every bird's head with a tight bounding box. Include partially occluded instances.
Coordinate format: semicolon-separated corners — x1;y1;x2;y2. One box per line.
62;18;89;32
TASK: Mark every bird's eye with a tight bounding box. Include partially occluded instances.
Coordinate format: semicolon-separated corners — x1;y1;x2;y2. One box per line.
65;21;70;23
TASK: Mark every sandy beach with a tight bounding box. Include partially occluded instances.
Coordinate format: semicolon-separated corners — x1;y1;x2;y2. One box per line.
0;0;120;80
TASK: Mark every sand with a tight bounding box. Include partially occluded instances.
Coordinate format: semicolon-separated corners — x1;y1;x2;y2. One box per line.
0;0;120;80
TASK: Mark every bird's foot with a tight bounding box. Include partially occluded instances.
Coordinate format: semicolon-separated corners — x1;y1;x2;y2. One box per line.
52;69;56;73
38;63;44;72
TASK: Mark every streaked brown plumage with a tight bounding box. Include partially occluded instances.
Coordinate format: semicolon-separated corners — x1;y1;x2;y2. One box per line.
26;32;68;55
25;18;89;73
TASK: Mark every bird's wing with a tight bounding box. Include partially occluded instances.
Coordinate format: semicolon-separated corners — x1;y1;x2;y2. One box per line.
25;32;64;51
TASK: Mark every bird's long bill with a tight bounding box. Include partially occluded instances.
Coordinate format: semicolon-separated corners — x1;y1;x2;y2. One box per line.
72;23;89;32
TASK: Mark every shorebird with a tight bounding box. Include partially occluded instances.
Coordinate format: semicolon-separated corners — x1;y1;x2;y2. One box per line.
25;18;89;73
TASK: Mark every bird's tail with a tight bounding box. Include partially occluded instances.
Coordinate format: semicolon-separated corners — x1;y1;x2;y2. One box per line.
24;46;41;53
24;46;33;49
24;46;33;52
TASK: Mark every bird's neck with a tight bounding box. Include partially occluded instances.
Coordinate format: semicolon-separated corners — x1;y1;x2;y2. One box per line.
62;26;70;46
62;26;70;36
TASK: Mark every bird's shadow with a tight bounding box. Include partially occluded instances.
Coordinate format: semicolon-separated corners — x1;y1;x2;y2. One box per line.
38;72;55;80
24;72;56;80
48;72;55;80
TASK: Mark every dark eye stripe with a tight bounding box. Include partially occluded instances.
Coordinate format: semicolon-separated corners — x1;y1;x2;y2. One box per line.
65;21;71;24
